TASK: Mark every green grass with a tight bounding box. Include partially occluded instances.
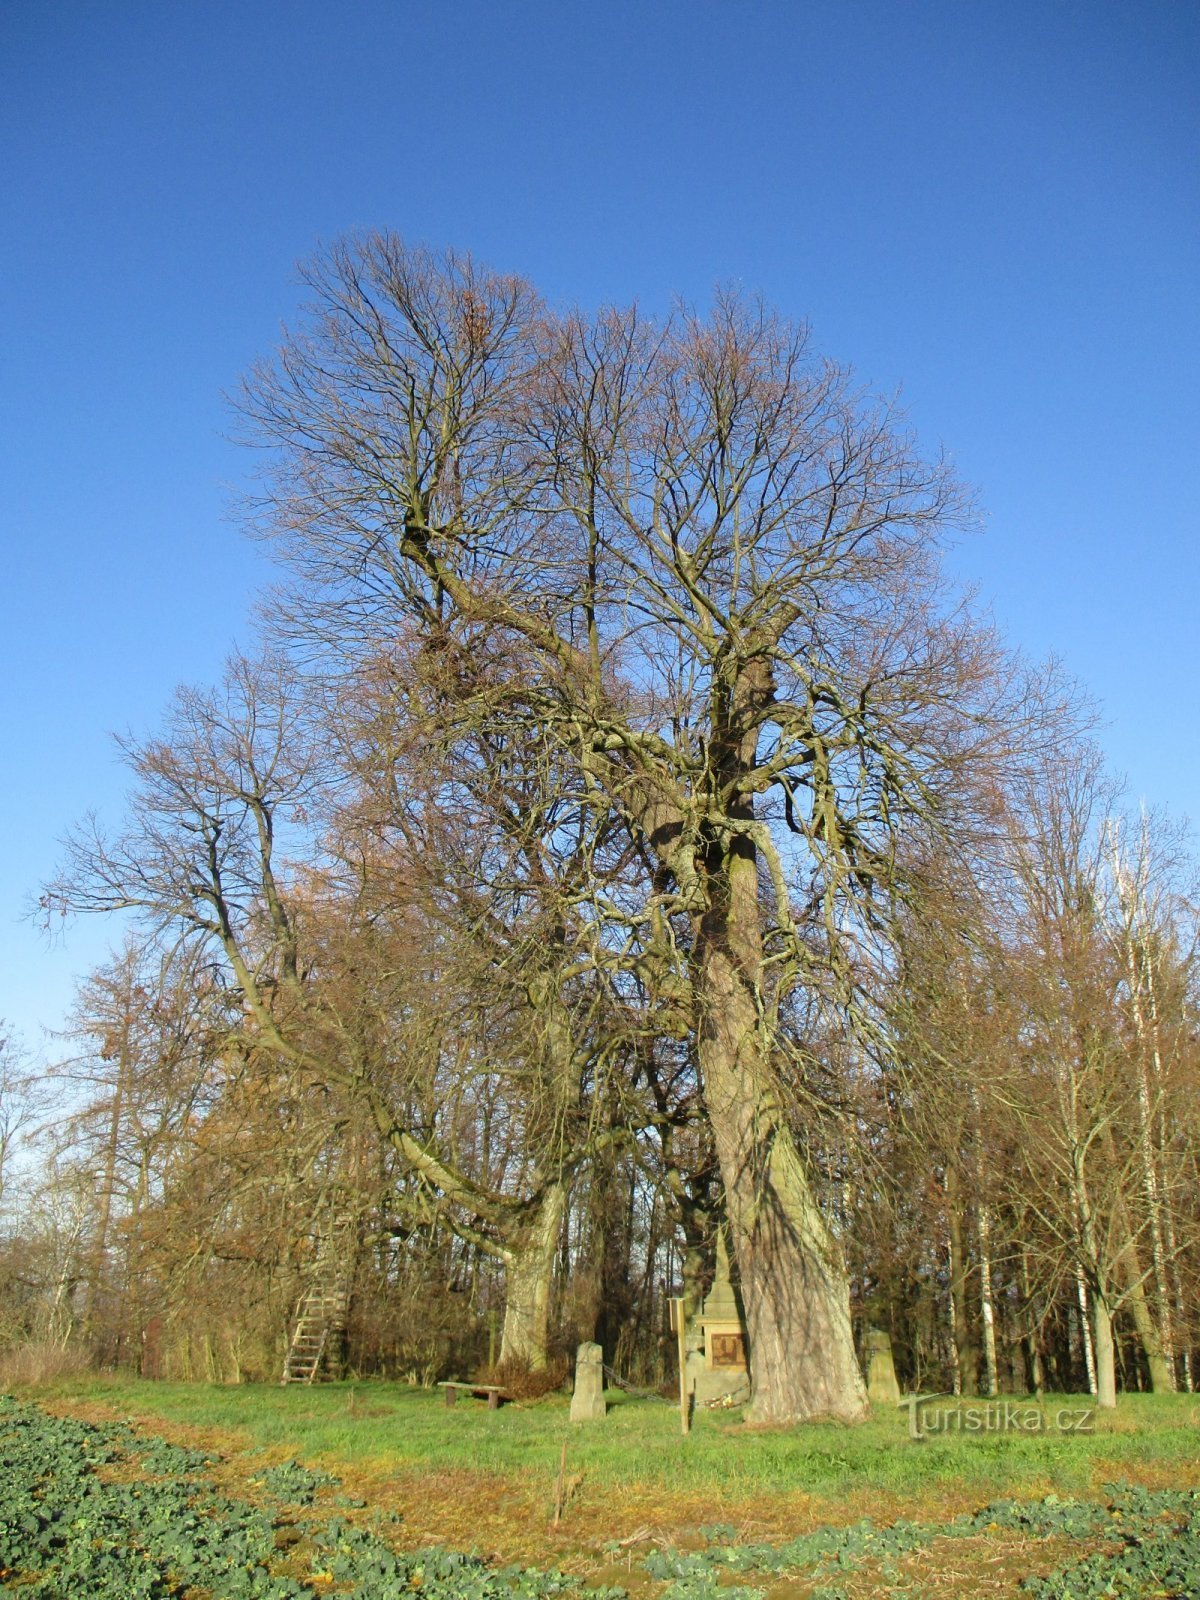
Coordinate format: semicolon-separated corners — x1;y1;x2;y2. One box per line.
22;1378;1200;1505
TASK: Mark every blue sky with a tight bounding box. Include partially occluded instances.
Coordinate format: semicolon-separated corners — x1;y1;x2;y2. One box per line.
2;1;1197;1059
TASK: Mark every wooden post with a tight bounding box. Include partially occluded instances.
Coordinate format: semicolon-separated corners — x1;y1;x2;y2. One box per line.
552;1439;568;1524
671;1297;690;1435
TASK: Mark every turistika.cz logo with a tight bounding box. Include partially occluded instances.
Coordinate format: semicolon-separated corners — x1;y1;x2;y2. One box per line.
900;1394;1096;1439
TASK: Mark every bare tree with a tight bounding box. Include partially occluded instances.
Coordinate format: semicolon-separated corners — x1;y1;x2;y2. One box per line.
237;235;1032;1421
996;751;1200;1405
0;1026;39;1216
1103;809;1200;1391
47;651;638;1371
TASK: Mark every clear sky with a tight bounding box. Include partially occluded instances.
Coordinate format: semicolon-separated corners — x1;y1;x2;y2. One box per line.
2;1;1197;1061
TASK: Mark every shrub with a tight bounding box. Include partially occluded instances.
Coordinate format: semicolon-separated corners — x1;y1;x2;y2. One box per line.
0;1339;95;1387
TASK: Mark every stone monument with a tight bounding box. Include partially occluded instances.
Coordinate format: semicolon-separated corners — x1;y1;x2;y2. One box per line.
865;1327;901;1406
693;1230;751;1407
569;1340;606;1421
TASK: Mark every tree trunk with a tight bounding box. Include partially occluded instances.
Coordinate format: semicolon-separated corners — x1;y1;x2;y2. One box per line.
1103;1128;1176;1394
1075;1267;1098;1394
85;1018;132;1343
500;1180;566;1369
945;1168;979;1396
1122;1253;1174;1393
1019;1248;1044;1395
1166;1211;1194;1392
587;1149;638;1365
977;1200;999;1397
1112;847;1177;1381
1092;1291;1117;1409
695;829;867;1425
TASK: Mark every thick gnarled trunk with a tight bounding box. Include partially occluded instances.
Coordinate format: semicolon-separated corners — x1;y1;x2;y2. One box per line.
500;1181;566;1369
696;832;868;1425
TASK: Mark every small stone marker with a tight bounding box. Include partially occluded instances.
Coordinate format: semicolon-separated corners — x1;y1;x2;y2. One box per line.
569;1341;606;1421
865;1327;901;1406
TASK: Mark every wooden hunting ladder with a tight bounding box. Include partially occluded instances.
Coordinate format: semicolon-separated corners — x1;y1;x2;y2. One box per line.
280;1207;357;1385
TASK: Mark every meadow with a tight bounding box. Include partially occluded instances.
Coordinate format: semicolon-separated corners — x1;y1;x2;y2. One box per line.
23;1377;1200;1503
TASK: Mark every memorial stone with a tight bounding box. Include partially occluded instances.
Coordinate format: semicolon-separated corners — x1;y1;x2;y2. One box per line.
570;1340;606;1421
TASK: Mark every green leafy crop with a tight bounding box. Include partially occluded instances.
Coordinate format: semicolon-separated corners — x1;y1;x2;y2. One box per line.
0;1397;583;1600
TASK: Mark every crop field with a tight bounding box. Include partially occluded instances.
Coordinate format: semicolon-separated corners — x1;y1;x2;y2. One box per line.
3;1383;1200;1597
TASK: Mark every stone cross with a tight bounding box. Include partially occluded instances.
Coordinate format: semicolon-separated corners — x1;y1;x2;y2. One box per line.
569;1340;606;1421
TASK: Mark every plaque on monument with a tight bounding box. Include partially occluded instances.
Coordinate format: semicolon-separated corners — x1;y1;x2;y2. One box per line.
709;1331;746;1368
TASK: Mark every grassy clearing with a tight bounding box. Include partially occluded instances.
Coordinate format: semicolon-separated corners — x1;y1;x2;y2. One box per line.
27;1378;1200;1504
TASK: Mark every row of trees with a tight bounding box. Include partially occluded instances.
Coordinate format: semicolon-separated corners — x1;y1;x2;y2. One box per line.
3;236;1196;1421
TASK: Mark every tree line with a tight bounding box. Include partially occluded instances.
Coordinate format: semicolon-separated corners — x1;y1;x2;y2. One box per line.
2;235;1196;1423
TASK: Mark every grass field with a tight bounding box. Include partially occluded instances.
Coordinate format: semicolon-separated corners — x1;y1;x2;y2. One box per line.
8;1379;1200;1596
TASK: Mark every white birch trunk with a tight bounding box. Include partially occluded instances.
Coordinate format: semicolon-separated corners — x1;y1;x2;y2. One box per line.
1076;1267;1097;1395
977;1201;999;1397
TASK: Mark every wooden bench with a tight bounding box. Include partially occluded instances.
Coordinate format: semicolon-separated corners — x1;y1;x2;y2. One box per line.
437;1381;512;1411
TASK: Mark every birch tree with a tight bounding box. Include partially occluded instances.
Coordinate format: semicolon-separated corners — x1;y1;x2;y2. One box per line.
1103;810;1200;1391
1003;753;1196;1404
